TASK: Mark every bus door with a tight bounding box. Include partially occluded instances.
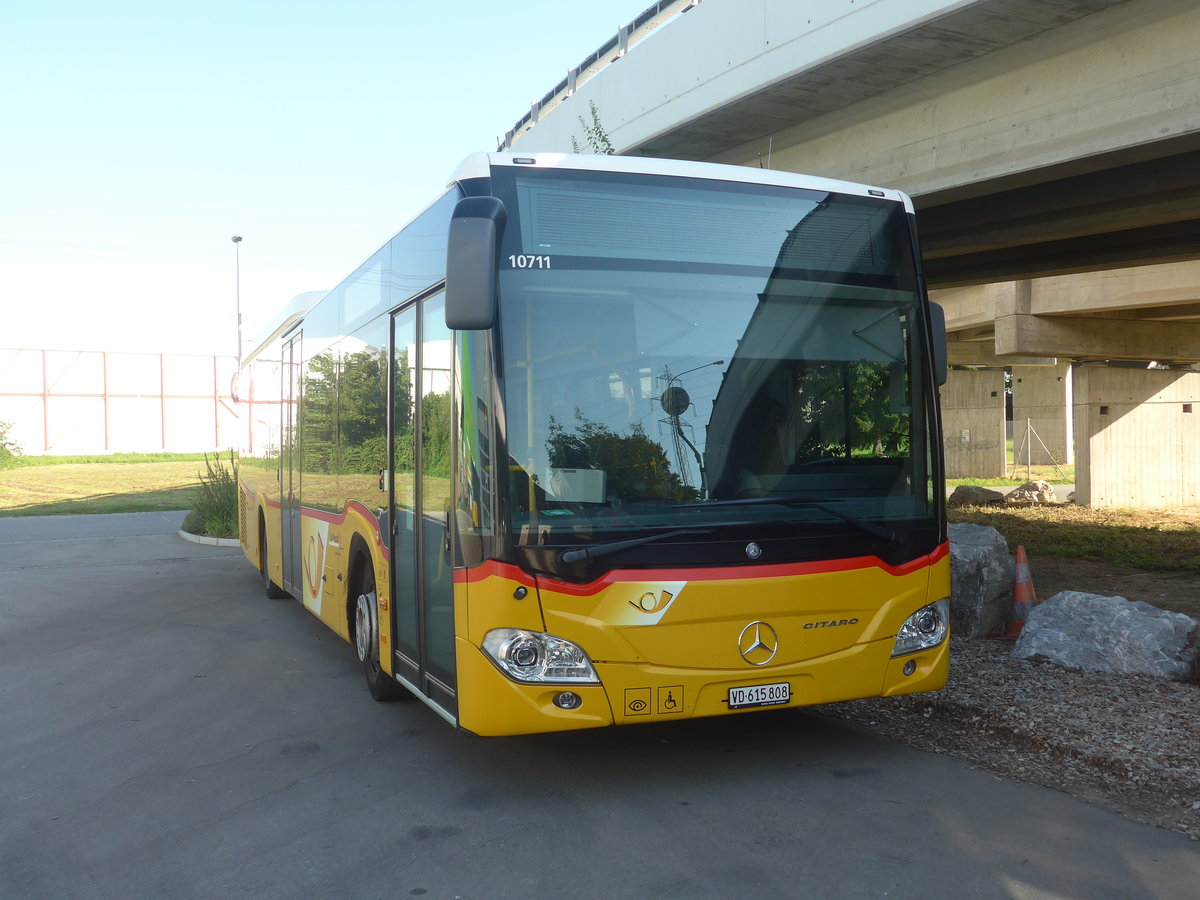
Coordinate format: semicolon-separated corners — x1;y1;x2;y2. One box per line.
390;296;457;716
281;332;302;594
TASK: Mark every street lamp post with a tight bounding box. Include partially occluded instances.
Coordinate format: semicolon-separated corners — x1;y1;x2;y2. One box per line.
231;235;243;363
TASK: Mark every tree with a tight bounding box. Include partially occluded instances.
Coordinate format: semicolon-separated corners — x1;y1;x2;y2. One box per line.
300;345;391;475
0;420;22;470
847;362;910;456
547;409;697;502
339;347;388;450
301;351;338;473
421;389;452;479
393;347;416;475
570;101;616;155
340;347;388;473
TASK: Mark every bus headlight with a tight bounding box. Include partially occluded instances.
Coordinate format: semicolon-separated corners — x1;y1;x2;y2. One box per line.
892;598;949;657
482;629;600;684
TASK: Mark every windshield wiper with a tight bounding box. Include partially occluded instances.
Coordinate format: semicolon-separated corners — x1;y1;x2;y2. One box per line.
524;517;801;564
558;527;716;564
533;499;904;565
674;497;905;546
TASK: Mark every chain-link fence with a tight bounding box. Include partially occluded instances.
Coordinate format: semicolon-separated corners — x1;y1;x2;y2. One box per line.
1009;416;1070;478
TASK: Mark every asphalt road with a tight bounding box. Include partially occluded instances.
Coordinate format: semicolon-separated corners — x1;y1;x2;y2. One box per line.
1;512;1196;899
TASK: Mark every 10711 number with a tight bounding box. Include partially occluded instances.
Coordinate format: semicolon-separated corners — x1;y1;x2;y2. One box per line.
508;254;551;269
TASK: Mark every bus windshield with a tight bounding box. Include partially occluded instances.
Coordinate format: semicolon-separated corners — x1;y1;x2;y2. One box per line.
492;168;938;568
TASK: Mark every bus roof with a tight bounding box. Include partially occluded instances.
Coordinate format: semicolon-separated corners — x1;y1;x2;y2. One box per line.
242;290;326;364
448;152;915;213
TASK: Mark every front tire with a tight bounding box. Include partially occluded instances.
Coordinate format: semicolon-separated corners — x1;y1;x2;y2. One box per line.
354;566;411;701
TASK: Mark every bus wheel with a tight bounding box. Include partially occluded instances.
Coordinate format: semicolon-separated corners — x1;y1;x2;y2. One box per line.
353;567;411;702
259;520;289;600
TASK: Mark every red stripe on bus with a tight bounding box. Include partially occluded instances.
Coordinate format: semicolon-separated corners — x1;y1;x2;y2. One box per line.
452;542;949;596
259;500;390;560
454;560;537;587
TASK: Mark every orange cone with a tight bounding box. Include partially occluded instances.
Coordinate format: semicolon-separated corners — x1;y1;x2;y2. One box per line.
1005;545;1039;639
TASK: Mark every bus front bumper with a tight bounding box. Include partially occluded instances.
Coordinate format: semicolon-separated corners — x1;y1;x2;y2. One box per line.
455;635;947;737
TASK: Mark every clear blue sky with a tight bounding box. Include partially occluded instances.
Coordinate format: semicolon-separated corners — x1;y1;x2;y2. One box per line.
1;0;647;357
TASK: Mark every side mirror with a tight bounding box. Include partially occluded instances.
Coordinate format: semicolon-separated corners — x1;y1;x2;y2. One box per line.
445;196;507;330
928;301;948;386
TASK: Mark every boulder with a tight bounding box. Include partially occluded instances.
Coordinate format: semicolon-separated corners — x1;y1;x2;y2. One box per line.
1013;591;1200;682
1005;480;1057;504
948;485;1005;507
949;523;1014;639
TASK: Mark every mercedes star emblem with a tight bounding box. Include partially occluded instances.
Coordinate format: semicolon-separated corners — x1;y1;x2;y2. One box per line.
738;620;779;666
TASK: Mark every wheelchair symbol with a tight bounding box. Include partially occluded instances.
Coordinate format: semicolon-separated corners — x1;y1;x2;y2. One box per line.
657;685;684;714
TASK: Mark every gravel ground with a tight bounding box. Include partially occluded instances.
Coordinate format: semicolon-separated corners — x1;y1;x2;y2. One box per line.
818;637;1200;840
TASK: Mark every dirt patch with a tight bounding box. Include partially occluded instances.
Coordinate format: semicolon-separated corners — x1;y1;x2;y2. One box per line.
1027;555;1200;621
820;639;1200;840
820;550;1199;841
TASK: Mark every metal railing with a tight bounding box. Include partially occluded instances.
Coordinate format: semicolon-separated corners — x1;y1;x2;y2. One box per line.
497;0;700;151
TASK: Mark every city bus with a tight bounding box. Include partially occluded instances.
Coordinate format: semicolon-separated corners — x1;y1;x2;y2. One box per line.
237;152;950;736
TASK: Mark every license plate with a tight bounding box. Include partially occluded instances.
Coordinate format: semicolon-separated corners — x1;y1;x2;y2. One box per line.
728;682;791;709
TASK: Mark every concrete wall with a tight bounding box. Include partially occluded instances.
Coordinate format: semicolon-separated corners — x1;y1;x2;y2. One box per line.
1073;366;1199;507
1011;361;1073;468
941;369;1006;478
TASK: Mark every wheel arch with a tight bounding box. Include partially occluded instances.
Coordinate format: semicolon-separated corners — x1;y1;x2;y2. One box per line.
345;533;376;643
257;507;269;572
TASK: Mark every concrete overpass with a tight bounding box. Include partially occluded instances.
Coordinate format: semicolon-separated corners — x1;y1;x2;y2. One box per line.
503;0;1200;508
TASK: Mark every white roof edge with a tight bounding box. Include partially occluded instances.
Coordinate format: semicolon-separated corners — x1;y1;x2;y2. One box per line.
242;291;326;364
447;151;914;212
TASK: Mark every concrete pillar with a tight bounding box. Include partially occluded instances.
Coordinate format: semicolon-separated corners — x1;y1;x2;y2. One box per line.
942;369;1006;478
1011;361;1073;469
1072;366;1199;508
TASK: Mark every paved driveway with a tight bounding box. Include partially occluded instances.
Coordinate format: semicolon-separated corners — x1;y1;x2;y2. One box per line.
1;513;1196;899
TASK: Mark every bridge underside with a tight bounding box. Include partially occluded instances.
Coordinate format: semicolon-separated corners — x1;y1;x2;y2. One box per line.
633;1;1132;166
918;139;1200;289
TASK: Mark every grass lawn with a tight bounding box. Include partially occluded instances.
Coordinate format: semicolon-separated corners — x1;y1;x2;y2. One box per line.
947;462;1200;573
947;504;1200;573
3;456;1198;576
947;462;1074;489
0;457;201;517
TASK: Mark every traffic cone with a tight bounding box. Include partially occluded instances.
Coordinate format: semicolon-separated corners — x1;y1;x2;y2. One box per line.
1004;545;1039;639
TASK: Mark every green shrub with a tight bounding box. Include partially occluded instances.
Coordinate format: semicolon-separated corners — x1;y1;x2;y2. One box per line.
182;450;238;538
0;421;22;470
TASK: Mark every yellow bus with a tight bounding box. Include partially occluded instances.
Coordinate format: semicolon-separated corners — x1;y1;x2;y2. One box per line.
237;152;950;736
